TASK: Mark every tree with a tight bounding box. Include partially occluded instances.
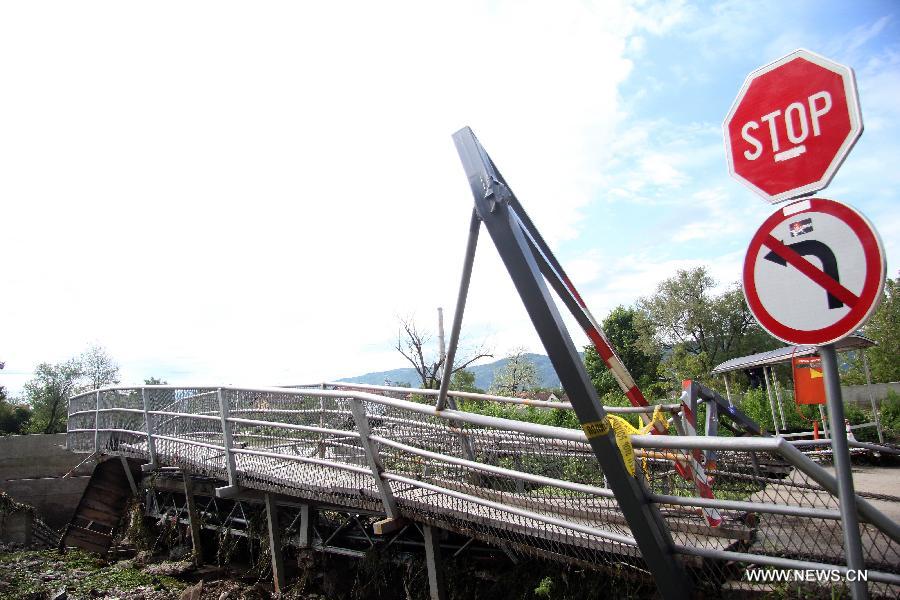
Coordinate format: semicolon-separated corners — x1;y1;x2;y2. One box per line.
20;344;122;434
863;273;900;382
844;272;900;384
1;360;31;435
489;348;538;396
79;344;120;392
144;377;168;385
395;315;491;389
449;368;482;393
584;306;663;400
636;267;777;385
0;399;31;435
24;359;83;433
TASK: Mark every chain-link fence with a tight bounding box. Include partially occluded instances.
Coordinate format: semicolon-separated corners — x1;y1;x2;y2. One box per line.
67;384;900;597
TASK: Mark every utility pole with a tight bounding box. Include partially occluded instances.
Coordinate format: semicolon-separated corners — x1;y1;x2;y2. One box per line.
437;307;446;364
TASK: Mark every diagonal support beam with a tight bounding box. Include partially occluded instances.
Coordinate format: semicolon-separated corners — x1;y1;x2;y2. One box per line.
120;455;138;496
437;208;481;411
452;126;691;598
215;388;241;498
349;398;400;520
140;388;159;472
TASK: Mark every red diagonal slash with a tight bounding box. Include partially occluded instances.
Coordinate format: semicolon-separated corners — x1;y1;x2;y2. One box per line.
763;235;859;308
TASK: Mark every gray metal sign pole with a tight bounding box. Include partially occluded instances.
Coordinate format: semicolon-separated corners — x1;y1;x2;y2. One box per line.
452;127;691;599
820;343;868;599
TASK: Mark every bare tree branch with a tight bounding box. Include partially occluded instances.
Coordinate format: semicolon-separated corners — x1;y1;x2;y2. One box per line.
395;314;492;389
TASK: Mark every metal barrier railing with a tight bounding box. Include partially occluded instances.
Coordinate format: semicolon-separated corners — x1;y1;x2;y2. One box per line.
67;384;900;595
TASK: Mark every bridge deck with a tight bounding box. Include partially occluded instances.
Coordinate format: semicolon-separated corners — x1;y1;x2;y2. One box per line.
66;385;900;596
118;438;746;564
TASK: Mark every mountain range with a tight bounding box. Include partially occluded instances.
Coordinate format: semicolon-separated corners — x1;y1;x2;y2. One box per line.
337;353;578;391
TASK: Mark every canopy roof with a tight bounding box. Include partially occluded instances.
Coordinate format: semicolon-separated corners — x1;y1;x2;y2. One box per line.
711;334;876;375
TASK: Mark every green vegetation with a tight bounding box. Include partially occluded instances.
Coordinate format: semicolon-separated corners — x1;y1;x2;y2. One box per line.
634;266;779;389
0;549;184;599
855;273;900;383
1;344;120;435
879;390;900;435
22;359;84;434
585;306;665;400
843;273;900;387
0;361;31;435
449;368;482;393
732;386;899;442
489;348;539;395
458;398;580;429
534;575;554;597
0;397;31;435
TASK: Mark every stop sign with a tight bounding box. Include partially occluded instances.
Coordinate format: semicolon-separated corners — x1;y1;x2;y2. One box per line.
724;49;862;204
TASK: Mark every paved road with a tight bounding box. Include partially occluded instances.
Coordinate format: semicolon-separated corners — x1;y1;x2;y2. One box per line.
825;464;900;522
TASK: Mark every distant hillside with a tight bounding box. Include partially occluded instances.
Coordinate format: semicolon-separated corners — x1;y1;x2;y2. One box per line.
338;353;579;391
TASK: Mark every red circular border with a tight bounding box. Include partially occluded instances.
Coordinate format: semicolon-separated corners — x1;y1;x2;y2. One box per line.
742;198;885;345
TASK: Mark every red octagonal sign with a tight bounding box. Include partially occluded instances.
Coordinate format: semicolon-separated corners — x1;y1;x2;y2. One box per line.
724;49;863;204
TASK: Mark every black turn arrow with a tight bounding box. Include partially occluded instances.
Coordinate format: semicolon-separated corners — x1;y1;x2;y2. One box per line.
764;239;843;309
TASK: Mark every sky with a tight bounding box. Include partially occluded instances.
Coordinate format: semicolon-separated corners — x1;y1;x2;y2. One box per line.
2;1;898;395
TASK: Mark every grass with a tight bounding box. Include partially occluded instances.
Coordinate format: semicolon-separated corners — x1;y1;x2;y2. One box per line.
0;548;185;599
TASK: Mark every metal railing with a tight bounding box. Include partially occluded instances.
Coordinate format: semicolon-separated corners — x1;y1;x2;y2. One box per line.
67;383;900;596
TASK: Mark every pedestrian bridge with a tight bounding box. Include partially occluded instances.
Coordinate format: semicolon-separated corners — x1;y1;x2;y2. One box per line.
65;382;900;598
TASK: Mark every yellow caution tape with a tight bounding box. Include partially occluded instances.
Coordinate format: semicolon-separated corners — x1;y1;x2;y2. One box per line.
605;406;668;477
581;419;611;438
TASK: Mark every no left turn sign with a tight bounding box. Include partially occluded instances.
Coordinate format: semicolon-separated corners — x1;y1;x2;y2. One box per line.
742;198;885;345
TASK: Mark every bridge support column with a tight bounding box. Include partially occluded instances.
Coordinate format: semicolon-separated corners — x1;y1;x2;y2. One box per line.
297;503;312;548
265;493;286;595
183;473;204;566
423;525;447;600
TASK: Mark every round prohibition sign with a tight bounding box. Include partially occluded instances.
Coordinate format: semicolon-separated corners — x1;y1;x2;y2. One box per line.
743;198;885;345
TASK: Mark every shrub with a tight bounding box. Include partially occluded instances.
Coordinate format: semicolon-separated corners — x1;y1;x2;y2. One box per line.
737;388;776;432
878;390;900;441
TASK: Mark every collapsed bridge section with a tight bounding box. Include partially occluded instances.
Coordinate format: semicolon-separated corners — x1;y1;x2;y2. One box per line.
66;384;900;598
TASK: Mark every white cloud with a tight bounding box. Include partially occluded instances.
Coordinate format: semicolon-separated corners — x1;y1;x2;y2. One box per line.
4;2;896;398
574;248;746;323
0;0;677;394
595;118;726;204
824;15;893;61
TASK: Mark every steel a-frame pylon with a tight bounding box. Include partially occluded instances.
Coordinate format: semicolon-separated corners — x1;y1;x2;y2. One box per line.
441;127;691;598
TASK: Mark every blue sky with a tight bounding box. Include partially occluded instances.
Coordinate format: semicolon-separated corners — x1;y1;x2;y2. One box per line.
1;1;897;394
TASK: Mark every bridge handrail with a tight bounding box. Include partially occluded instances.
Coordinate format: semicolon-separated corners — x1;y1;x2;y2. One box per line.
69;383;681;414
321;381;682;414
67;384;900;587
68;384;900;540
